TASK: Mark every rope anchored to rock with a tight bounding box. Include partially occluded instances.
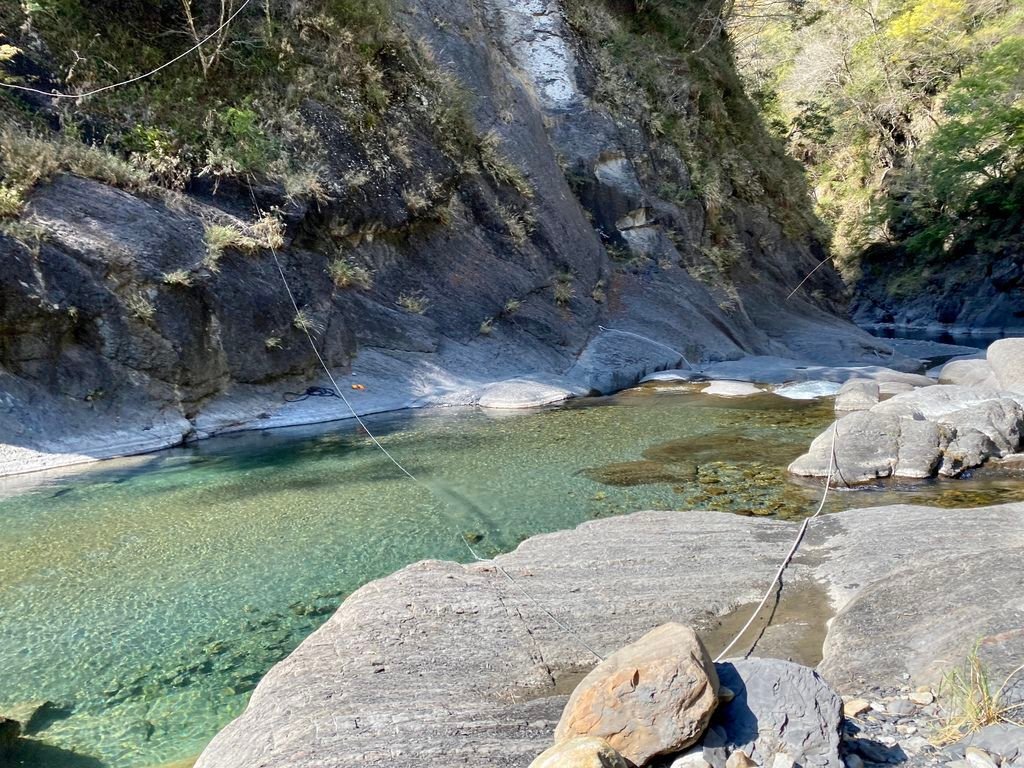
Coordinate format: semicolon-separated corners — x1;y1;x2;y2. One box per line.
713;420;840;662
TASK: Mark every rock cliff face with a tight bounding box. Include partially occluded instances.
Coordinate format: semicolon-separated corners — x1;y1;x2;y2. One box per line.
0;0;890;474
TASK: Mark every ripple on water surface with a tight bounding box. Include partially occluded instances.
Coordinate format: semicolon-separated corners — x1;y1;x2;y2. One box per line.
3;387;1024;768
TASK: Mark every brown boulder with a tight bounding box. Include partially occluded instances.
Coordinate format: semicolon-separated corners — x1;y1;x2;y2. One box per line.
555;623;719;765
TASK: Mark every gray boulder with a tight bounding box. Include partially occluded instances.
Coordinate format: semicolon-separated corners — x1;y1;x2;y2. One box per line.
988;338;1024;394
958;724;1024;762
477;377;587;409
790;386;1024;482
788;411;945;483
700;660;843;768
834;380;879;413
938;358;997;388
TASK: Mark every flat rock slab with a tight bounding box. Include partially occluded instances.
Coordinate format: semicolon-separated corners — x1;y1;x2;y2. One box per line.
819;546;1024;691
196;512;807;768
198;503;1024;768
702;381;764;397
477;377;588;409
772;381;842;400
809;504;1024;691
701;660;842;768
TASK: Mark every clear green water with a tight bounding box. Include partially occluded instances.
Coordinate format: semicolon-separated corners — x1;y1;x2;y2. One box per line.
4;386;1024;768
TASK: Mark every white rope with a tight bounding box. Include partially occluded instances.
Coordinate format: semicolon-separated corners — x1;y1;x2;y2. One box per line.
0;0;254;99
785;255;834;301
713;419;840;662
247;183;605;661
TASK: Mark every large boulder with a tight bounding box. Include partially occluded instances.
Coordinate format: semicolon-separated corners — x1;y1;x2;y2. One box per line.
529;736;629;768
788;411;946;483
554;623;719;766
988;338;1024;393
700;660;843;768
790;386;1024;482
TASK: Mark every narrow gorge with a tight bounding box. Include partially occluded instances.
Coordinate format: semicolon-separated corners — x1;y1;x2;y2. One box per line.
1;1;1022;768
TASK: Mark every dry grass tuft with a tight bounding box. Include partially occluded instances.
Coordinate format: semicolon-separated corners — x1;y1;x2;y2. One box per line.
933;646;1024;745
293;309;325;336
478;131;534;199
162;269;193;287
328;258;374;290
397;291;428;314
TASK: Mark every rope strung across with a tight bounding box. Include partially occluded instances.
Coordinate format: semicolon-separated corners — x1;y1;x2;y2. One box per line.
713;419;841;662
4;0;849;665
244;179;607;663
0;0;255;100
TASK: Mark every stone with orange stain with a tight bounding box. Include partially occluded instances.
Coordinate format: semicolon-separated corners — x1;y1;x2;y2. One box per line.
554;623;719;766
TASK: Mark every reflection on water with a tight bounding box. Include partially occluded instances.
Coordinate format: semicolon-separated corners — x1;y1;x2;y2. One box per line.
3;386;1024;767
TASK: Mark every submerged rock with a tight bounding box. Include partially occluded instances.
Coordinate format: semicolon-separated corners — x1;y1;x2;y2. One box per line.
701;660;843;768
583;460;694;487
529;736;629;768
554;623;719;765
0;700;73;735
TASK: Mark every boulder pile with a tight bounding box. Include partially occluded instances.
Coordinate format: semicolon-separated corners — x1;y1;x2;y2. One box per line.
790;339;1024;483
529;625;843;768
